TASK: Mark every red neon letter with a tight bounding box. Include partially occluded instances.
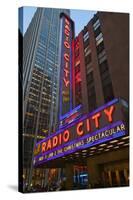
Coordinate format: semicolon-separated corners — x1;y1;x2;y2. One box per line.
42;142;46;153
65;62;69;69
63;130;70;142
46;139;52;150
65;24;70;32
64;41;70;49
86;119;91;132
52;136;58;148
65;29;70;36
65;18;70;25
75;72;81;83
104;105;115;122
92;112;101;128
64;68;69;77
77;122;84;136
64;53;69;61
63;78;70;87
58;133;62;145
65;36;69;42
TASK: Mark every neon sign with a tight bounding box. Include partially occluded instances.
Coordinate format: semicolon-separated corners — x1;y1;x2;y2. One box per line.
73;36;82;106
59;14;74;118
59;104;82;128
34;99;127;166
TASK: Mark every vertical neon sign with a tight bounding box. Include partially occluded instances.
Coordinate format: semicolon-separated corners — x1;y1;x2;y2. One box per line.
74;36;82;106
59;13;74;119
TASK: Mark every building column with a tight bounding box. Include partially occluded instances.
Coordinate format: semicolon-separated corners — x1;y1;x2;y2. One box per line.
108;170;112;186
124;169;129;185
44;169;49;187
41;169;45;188
65;164;74;190
116;170;120;186
57;168;62;182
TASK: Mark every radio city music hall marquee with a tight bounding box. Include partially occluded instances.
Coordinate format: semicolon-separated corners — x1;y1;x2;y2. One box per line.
34;98;127;167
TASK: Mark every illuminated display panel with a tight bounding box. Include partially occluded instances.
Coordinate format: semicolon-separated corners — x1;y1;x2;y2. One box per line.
34;98;127;166
74;37;82;106
59;13;74;118
59;104;83;128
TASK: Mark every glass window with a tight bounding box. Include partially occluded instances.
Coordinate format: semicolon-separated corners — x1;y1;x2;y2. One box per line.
39;34;47;45
93;19;100;30
96;41;104;54
84;37;90;48
83;31;89;42
86;71;94;84
85;53;92;65
101;70;111;81
47;51;55;62
99;60;108;73
94;26;101;37
96;32;103;41
40;22;49;37
36;48;46;57
86;65;93;74
86;70;96;112
99;54;107;64
84;46;90;53
43;8;52;19
84;47;91;56
48;42;56;52
98;49;107;64
103;83;114;103
98;49;106;59
50;35;57;43
96;37;103;46
96;32;103;46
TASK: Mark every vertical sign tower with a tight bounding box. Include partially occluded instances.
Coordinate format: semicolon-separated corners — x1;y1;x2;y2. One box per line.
59;13;75;120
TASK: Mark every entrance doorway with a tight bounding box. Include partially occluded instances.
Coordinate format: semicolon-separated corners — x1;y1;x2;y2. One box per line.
73;165;88;189
102;160;129;187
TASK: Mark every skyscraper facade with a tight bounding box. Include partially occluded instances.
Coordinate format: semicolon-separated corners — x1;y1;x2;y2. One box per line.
20;7;70;191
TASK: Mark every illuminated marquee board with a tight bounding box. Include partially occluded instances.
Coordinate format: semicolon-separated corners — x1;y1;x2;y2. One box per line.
59;104;83;128
59;13;74;118
34;98;127;166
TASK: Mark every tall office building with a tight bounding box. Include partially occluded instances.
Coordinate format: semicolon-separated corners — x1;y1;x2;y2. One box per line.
20;7;70;191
